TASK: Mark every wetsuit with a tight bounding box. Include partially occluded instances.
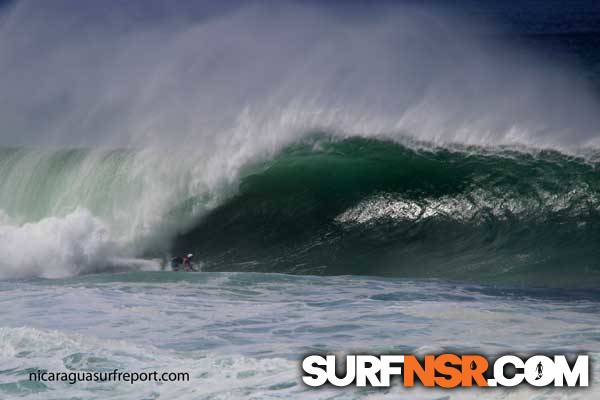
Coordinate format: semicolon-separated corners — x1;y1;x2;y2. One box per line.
183;257;192;271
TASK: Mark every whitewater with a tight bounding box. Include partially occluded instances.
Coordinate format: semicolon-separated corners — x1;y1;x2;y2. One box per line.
0;1;599;399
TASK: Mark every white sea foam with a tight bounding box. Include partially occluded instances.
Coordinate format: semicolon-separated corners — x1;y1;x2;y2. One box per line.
0;209;162;279
0;326;300;400
1;276;598;399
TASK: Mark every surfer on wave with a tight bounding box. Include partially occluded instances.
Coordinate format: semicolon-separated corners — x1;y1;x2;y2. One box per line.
170;254;197;271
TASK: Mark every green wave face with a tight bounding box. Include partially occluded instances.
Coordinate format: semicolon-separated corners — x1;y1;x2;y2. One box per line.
0;147;213;255
1;137;598;285
174;136;600;287
0;148;135;223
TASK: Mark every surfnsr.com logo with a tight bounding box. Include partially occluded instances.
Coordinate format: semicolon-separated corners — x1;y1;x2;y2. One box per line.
302;354;589;388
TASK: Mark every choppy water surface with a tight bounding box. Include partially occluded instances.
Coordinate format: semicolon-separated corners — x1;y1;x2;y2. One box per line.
0;272;598;399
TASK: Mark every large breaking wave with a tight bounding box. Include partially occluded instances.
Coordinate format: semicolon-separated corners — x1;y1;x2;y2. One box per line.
1;135;598;286
0;1;599;285
174;135;600;287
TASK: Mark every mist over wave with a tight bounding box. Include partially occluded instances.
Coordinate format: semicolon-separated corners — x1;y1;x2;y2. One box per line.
0;1;599;281
1;0;599;150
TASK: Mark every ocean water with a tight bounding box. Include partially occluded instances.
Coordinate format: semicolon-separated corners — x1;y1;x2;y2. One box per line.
1;1;600;399
1;272;599;399
0;150;598;400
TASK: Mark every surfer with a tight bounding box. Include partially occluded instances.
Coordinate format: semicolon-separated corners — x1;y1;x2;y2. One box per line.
171;253;198;272
183;254;196;271
170;254;197;272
